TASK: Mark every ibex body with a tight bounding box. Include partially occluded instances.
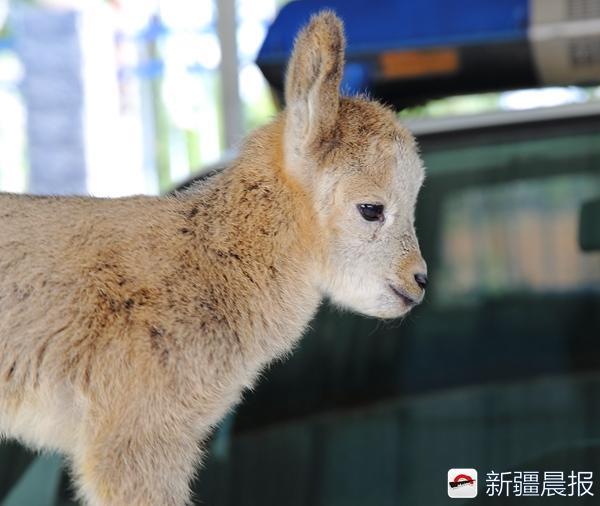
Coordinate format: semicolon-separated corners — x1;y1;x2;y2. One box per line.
0;12;426;505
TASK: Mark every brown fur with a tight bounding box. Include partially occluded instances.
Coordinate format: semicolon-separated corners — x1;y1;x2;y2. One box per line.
0;11;426;505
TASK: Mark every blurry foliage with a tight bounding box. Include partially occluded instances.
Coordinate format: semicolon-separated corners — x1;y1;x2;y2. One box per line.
399;92;503;118
243;85;277;132
399;87;600;119
0;7;9;39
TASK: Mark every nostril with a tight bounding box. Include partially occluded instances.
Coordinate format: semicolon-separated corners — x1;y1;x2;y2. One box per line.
414;272;428;290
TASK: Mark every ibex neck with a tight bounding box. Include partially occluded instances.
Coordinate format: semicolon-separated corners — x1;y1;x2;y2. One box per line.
183;118;323;371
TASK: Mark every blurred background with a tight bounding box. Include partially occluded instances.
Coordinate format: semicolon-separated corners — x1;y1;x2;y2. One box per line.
0;0;599;505
0;0;285;196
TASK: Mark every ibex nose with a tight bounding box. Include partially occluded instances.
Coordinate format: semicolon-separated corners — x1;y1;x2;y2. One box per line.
414;272;428;290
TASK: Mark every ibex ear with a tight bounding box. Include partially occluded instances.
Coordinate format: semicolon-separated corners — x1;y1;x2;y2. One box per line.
284;11;345;173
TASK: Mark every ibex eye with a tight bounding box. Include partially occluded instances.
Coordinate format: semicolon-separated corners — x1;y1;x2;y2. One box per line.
357;204;384;222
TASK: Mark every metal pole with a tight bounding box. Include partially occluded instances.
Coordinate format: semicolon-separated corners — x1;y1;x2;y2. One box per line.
14;5;87;195
216;0;243;151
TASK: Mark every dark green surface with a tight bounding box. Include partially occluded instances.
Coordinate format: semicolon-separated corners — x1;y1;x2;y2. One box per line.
2;454;62;506
196;374;600;505
0;442;36;503
580;198;600;252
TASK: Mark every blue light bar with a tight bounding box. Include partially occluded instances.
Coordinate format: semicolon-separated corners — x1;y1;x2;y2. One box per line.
257;0;600;108
258;0;528;63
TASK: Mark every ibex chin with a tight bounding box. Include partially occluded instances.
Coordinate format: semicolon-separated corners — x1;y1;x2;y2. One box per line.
0;11;427;506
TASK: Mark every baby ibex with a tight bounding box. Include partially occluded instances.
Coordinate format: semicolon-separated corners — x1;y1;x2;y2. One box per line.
0;11;426;506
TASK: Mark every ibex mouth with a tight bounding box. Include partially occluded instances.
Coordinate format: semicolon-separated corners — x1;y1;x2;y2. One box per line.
388;283;418;307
